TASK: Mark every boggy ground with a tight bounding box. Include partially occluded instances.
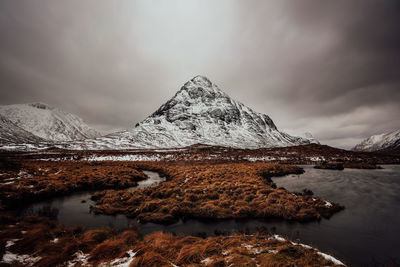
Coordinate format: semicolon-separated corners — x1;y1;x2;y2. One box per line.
92;162;343;224
0;215;344;266
2;143;399;166
0;159;147;209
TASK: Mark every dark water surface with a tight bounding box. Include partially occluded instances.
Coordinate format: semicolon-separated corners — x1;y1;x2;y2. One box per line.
23;166;400;266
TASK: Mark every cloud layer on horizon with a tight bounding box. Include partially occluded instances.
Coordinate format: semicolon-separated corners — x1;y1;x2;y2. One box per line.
0;0;399;148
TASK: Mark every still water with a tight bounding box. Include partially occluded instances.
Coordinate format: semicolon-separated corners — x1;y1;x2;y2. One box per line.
23;166;400;266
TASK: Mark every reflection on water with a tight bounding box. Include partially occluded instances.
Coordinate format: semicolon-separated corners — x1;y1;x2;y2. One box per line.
22;166;400;266
134;171;166;189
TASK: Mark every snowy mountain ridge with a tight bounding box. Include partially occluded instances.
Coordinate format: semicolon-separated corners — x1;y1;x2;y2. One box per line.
0;114;45;144
71;75;315;149
353;129;400;152
0;103;100;142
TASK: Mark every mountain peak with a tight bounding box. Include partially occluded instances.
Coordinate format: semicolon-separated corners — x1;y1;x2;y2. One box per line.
0;103;100;142
28;102;54;110
190;75;212;86
179;75;224;99
353;129;400;152
123;77;314;149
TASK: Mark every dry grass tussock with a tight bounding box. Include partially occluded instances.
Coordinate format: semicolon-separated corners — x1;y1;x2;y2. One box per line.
0;160;147;208
0;215;345;266
92;162;343;224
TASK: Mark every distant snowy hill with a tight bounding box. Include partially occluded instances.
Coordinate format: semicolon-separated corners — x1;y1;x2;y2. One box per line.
302;132;320;144
72;76;314;149
0;114;44;144
0;103;100;142
353;129;400;152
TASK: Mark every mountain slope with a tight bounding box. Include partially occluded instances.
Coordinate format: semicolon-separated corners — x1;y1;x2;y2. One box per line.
0;115;44;144
0;103;100;142
75;76;314;149
353;129;400;152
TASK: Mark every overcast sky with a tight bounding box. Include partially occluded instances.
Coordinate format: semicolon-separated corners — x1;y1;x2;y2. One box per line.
1;0;399;149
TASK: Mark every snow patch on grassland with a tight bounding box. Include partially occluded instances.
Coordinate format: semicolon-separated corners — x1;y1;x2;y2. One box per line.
201;257;213;264
245;156;277;162
1;252;41;266
98;250;136;267
307;156;326;162
318;251;346;266
86;154;166;161
1;238;42;266
0;170;31;185
269;234;286;242
269;235;345;266
67;251;89;267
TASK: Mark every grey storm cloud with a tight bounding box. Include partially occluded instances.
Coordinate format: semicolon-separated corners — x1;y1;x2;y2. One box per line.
0;0;399;148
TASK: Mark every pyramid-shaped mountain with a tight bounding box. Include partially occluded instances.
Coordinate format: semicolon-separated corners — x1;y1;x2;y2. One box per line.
76;76;314;149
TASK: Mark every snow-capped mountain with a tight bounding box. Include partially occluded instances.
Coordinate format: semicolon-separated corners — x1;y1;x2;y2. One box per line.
353;129;400;152
73;76;314;149
0;114;44;144
302;132;320;144
0;103;100;142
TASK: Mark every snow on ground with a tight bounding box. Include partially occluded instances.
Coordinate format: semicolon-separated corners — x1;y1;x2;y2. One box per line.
5;239;20;248
1;239;41;266
317;251;346;266
201;257;213;264
0;170;31;185
245;156;277;162
86;154;166;161
67;251;89;267
99;250;136;267
307;156;325;162
242;244;264;254
269;234;286;242
268;235;345;266
1;252;41;266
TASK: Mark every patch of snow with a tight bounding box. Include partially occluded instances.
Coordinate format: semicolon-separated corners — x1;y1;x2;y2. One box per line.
99;250;136;267
1;250;41;266
290;241;312;249
201;257;213;264
5;239;19;248
242;244;263;255
307;156;325;162
324;201;333;207
269;234;286;242
245;156;277;162
87;154;163;161
317;251;345;266
67;251;89;267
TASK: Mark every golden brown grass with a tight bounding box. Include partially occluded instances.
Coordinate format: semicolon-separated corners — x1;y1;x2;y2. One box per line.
91;162;343;224
0;160;147;209
0;215;344;266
